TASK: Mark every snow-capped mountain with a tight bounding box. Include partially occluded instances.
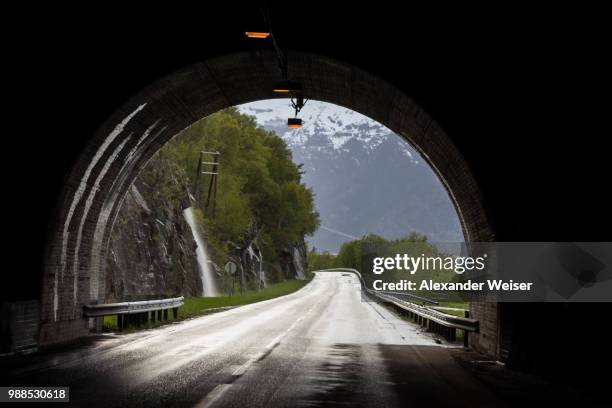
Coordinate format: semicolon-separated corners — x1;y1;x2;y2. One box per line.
238;99;463;253
240;99;415;158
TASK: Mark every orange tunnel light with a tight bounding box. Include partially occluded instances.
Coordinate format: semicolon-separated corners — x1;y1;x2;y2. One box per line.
288;118;302;128
273;80;302;93
245;31;270;39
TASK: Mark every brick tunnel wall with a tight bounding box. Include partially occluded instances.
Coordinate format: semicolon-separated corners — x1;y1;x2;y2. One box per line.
40;51;496;351
469;302;499;356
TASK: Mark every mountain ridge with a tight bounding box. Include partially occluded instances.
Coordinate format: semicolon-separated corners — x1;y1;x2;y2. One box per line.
238;99;463;253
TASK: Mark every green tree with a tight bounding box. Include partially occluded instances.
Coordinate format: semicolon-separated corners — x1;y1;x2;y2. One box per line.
160;107;320;279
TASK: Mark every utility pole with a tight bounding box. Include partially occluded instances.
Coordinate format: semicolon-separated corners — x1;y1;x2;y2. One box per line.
194;152;203;204
194;150;220;218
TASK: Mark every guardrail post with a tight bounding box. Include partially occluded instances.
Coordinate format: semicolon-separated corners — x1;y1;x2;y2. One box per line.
172;308;178;319
464;310;470;348
163;309;169;321
150;311;156;323
157;310;162;321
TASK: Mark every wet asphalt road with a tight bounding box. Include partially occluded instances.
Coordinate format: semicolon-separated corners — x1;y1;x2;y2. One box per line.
3;272;505;407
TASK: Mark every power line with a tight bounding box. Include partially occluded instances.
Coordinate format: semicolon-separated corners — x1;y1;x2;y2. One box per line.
319;225;359;240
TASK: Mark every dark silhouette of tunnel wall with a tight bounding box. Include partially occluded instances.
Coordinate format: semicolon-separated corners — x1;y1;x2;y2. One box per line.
40;51;496;351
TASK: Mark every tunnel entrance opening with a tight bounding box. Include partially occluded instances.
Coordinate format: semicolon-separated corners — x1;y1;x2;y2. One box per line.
41;51;494;352
103;98;467;314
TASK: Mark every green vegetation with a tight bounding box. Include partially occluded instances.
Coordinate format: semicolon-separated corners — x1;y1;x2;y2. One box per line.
178;279;309;317
309;233;470;304
307;249;336;274
308;232;431;272
161;108;319;286
103;279;310;332
436;301;470;310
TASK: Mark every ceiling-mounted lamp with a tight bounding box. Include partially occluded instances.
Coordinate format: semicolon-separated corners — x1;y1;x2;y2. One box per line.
287;118;303;129
245;31;271;39
273;80;302;93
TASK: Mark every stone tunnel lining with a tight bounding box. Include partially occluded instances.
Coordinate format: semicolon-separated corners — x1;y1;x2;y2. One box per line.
41;51;496;353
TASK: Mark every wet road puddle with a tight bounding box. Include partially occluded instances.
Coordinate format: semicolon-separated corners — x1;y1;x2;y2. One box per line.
299;344;389;407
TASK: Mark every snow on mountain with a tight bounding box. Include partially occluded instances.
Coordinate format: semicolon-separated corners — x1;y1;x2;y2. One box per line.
239;99;413;157
237;99;462;253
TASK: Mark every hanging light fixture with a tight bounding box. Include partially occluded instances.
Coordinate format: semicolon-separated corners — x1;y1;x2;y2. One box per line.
247;3;307;129
287;94;307;128
287;118;303;129
245;31;271;39
272;80;302;93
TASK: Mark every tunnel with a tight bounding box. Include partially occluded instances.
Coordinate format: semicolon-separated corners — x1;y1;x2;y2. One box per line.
3;3;611;403
41;51;495;351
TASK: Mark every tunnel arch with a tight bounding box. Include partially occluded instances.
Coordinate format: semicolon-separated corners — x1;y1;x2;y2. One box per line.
42;51;494;346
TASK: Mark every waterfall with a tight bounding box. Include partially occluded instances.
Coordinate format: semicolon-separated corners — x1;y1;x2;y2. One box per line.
183;207;219;297
246;242;265;288
293;247;305;279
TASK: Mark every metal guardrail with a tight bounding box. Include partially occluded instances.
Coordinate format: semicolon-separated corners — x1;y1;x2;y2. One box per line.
374;292;478;332
316;268;479;343
83;296;184;317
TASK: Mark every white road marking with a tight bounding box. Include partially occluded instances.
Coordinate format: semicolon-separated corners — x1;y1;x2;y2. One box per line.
193;384;232;408
195;293;323;407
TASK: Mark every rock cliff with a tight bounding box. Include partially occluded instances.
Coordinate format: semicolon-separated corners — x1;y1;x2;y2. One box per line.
105;153;201;301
